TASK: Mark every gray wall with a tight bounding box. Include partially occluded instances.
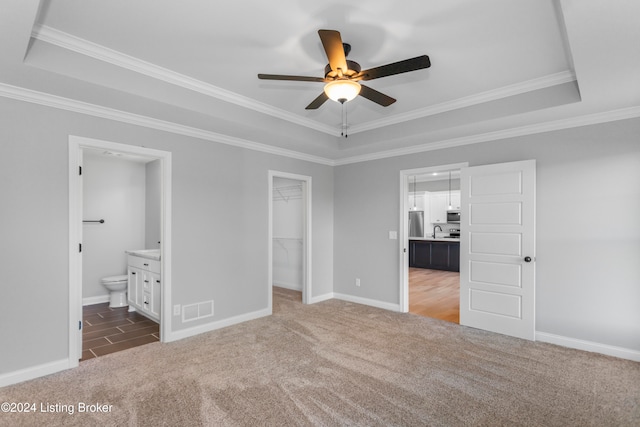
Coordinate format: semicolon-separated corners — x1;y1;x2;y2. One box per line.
1;91;638;379
334;118;640;352
82;152;146;301
0;96;334;374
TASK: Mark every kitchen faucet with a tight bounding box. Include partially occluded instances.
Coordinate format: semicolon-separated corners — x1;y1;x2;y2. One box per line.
433;225;442;238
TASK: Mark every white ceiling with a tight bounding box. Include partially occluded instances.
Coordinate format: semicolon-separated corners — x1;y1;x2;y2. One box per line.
1;0;638;164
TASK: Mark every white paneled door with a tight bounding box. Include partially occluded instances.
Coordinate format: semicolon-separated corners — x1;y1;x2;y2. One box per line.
460;160;536;340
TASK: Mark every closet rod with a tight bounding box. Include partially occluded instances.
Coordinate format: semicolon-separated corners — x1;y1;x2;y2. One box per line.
83;219;105;223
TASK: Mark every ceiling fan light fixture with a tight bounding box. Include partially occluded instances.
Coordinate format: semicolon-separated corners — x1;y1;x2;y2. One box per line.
324;79;361;103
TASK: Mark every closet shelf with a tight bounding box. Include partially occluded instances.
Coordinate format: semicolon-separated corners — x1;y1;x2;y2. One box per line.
273;184;302;202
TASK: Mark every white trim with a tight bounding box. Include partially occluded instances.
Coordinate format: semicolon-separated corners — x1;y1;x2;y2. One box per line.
0;82;334;166
31;24;337;137
399;163;469;313
26;26;581;140
536;331;640;362
3;82;640;167
334;105;640;165
348;71;576;135
69;136;172;363
82;295;110;306
268;171;313;309
333;293;401;312
0;359;71;388
308;292;334;304
68;142;82;366
32;25;576;139
166;308;271;342
273;282;303;292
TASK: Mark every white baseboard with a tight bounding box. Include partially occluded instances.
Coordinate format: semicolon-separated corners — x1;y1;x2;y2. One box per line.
83;294;110;306
0;359;71;388
536;331;640;362
165;307;271;342
308;292;334;304
333;293;401;312
273;282;303;292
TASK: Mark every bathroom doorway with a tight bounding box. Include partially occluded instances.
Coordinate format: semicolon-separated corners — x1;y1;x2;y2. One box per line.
69;136;172;366
80;149;160;360
268;171;312;310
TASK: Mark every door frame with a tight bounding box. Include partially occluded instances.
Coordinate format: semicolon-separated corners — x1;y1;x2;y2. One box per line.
268;170;312;309
68;135;172;366
399;162;468;313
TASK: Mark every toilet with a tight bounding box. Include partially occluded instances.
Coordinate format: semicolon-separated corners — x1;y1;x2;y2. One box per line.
101;275;128;308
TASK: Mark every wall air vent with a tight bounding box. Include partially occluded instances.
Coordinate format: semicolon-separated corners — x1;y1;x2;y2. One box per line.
181;300;214;323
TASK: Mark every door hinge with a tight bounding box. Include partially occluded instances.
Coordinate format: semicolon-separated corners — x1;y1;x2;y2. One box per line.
79;166;82;175
79;320;82;330
79;243;82;253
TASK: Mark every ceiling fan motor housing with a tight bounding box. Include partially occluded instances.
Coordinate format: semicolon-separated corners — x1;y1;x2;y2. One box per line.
324;60;361;79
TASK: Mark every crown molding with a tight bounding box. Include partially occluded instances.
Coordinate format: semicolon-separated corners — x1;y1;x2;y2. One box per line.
348;70;577;135
0;82;335;166
2;82;637;168
32;25;580;141
30;24;338;136
334;105;640;165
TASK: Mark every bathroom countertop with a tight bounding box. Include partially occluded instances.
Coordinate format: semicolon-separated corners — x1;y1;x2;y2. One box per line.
125;249;161;261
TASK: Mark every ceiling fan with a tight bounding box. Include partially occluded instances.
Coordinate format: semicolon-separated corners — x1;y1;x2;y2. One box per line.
258;29;431;110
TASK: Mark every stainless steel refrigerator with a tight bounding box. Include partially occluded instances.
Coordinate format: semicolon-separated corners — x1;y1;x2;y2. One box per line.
408;210;424;238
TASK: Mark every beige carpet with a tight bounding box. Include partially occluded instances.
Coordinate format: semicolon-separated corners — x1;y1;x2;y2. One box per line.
1;287;639;426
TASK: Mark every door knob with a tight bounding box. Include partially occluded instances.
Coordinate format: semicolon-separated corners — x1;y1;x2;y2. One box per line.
524;256;532;262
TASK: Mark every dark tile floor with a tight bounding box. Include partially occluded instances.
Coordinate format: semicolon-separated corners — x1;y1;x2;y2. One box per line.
81;303;159;361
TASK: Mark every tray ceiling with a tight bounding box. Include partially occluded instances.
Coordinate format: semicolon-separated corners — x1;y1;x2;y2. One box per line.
1;0;638;163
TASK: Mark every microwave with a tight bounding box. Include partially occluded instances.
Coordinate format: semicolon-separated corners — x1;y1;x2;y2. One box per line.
446;210;461;223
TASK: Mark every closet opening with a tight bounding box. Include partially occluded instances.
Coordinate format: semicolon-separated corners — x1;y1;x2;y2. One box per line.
268;171;312;311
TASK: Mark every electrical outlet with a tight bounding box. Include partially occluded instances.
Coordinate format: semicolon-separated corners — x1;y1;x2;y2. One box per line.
355;278;361;287
173;304;181;316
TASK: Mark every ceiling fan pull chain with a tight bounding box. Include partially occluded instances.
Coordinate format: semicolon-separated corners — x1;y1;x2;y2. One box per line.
344;102;348;138
340;101;345;137
340;100;348;138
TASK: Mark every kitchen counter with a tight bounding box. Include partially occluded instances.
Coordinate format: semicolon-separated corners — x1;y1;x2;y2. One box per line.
409;239;460;271
125;249;161;260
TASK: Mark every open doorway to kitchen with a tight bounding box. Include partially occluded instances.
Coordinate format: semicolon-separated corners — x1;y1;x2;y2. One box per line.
268;171;312;311
399;163;467;323
69;136;172;367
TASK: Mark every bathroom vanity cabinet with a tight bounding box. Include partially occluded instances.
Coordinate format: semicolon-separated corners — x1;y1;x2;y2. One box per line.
127;253;161;322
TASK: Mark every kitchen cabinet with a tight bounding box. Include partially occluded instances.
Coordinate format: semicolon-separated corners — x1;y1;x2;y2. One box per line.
429;193;449;224
450;191;461;210
429;191;461;223
127;254;161;322
409;240;460;272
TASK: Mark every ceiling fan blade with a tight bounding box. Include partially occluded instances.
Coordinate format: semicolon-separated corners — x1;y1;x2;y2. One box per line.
358;84;396;107
358;55;431;81
258;74;327;82
305;92;329;110
318;29;348;73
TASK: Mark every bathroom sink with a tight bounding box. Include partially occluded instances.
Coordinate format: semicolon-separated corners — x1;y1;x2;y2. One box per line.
125;249;161;260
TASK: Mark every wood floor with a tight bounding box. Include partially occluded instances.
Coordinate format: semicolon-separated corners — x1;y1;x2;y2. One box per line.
81;303;159;361
409;267;460;324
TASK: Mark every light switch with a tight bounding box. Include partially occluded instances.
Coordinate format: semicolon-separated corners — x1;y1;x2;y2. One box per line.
389;231;398;240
